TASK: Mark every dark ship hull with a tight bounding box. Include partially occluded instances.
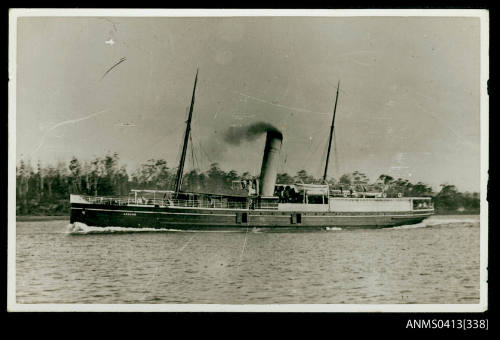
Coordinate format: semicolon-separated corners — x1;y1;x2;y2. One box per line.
70;197;434;230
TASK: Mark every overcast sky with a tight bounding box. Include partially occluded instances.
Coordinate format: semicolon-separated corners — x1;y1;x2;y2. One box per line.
16;15;482;192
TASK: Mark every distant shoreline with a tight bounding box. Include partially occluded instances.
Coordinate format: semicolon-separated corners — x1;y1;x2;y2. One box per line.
435;210;480;216
16;215;69;222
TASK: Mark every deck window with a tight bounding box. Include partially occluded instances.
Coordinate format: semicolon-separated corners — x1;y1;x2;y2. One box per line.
236;212;248;224
291;213;302;224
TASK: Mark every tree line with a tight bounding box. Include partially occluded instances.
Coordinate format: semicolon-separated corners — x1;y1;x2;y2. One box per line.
16;153;479;215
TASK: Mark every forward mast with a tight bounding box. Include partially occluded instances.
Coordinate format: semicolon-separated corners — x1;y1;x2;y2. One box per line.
174;69;199;196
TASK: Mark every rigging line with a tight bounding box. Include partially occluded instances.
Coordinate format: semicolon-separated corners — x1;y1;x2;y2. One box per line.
314;143;327;180
189;133;201;173
333;130;340;176
319;125;335;179
298;141;315;173
194;139;207;169
299;133;325;172
191;136;204;170
197;139;214;167
317;139;329;180
171;107;190;172
195;144;201;172
191;137;201;173
192;135;205;171
313;136;328;167
189;133;196;172
188;135;205;172
135;120;186;161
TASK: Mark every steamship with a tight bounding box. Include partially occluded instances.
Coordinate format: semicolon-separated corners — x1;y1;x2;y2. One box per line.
70;71;434;230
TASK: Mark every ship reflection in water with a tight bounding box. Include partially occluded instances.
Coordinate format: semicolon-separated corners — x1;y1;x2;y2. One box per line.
16;215;479;304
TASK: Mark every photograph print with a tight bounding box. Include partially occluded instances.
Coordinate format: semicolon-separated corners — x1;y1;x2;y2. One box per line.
9;9;488;312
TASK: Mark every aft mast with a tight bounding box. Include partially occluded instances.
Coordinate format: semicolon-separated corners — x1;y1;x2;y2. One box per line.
174;69;199;196
323;81;340;182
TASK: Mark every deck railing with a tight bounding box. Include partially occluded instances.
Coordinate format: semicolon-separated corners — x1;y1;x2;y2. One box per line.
82;196;251;209
412;201;434;210
81;195;283;210
84;196;131;206
80;195;431;211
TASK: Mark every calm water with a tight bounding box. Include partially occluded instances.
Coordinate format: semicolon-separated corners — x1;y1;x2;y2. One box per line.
16;215;480;304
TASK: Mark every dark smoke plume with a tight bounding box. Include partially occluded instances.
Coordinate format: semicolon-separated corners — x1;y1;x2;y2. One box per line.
224;122;283;145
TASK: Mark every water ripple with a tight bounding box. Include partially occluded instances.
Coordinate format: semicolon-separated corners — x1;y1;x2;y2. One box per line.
16;215;480;304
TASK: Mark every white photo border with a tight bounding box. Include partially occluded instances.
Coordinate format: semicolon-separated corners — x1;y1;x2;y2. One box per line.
8;8;489;313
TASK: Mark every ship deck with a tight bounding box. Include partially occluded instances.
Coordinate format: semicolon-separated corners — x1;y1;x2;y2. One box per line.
70;194;434;229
